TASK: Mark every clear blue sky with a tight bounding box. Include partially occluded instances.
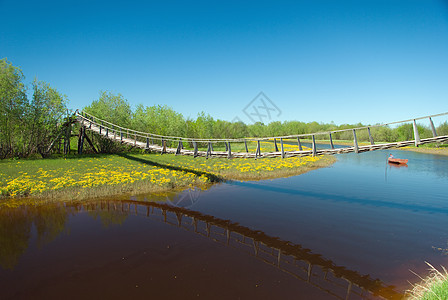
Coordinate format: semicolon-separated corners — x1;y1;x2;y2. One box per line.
1;0;448;126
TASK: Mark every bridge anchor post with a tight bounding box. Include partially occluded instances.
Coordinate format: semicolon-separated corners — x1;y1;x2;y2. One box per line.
297;137;303;151
413;119;421;147
353;129;359;153
312;135;317;156
429;117;437;137
367;127;374;145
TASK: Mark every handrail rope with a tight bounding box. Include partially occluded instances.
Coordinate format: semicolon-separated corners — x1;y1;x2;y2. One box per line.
77;110;448;143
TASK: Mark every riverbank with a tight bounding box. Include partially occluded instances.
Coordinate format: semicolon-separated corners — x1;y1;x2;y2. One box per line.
0;151;336;206
401;144;448;156
407;263;448;299
310;139;448;156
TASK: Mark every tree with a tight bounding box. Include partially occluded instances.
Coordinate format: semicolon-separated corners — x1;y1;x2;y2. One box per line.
0;58;28;158
28;79;67;157
84;91;132;153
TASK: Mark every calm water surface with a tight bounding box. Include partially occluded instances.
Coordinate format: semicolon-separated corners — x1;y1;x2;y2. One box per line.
1;149;448;299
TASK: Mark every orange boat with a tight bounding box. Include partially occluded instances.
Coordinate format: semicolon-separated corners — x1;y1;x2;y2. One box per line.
388;157;408;164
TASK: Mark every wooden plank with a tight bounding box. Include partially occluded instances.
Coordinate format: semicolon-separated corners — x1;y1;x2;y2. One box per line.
227;142;232;159
245;140;248;153
312;135;317;156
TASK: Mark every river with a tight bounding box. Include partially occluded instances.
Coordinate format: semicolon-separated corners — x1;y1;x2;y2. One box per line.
1;148;447;299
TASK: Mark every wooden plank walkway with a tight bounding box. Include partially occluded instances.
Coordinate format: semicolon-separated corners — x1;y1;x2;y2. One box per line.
76;111;448;159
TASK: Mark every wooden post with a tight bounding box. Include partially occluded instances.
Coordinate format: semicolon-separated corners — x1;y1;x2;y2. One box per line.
120;130;123;141
99;125;102;135
193;141;198;158
255;140;261;159
227;142;232;159
353;129;359;153
134;134;137;146
312;135;317;156
413;119;421;147
329;132;334;149
225;141;228;151
274;138;279;152
210;141;214;151
78;127;85;155
206;142;212;159
280;138;285;158
64;122;71;155
244;140;248;153
345;281;353;300
162;139;167;154
297;137;303;151
367;127;374;145
106;127;108;137
429;117;437;137
146;137;149;149
176;139;182;155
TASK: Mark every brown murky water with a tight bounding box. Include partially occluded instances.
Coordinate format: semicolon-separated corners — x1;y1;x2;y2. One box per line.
1;150;448;299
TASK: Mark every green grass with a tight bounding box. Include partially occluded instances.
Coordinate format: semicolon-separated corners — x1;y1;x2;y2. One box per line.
0;151;336;205
407;263;448;300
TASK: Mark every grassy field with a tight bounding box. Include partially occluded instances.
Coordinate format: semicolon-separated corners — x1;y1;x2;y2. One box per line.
0;142;335;206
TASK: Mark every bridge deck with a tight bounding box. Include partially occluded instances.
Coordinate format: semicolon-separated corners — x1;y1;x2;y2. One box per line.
77;113;448;158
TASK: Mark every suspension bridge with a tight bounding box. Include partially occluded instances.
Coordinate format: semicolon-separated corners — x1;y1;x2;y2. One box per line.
74;111;448;158
77;199;403;300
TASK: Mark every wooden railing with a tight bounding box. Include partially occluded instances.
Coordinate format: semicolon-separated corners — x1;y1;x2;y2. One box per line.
75;110;448;158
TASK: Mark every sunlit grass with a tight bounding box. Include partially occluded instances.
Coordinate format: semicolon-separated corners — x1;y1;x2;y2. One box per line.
0;142;335;203
407;262;448;300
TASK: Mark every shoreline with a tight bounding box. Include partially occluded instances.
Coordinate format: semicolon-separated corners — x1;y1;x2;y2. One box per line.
308;139;448;156
0;153;336;207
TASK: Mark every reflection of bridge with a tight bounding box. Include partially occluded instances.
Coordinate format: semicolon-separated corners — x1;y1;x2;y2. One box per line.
78;200;403;300
75;111;448;158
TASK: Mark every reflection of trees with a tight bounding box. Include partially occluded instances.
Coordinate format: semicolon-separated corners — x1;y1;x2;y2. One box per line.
34;205;71;248
0;208;32;270
0;204;71;270
87;202;128;228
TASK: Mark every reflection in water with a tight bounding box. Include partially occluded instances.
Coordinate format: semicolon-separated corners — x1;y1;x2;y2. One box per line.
164;187;202;209
387;162;408;169
0;204;72;270
80;200;405;299
0;200;402;299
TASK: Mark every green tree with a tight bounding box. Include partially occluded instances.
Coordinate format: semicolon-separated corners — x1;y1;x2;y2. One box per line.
0;58;28;158
437;121;448;137
28;79;67;157
84;91;132;152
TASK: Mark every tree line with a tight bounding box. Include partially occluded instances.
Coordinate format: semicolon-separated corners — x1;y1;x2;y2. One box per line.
1;58;447;157
0;59;68;158
84;92;448;152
